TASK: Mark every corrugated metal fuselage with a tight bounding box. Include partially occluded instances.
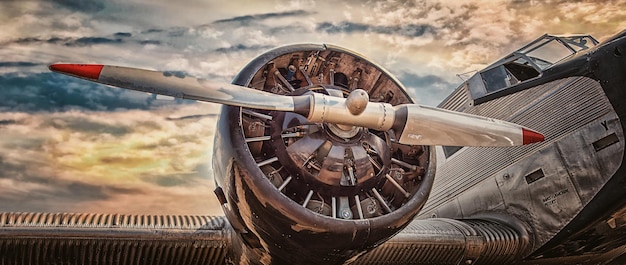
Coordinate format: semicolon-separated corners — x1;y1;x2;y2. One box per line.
420;31;626;263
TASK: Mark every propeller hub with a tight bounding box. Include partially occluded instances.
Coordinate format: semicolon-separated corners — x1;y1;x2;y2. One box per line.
345;89;369;115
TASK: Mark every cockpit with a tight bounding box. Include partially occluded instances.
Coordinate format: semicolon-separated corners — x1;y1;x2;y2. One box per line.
440;34;598;160
466;34;598;104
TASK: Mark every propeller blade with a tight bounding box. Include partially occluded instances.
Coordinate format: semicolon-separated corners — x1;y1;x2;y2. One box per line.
392;105;544;146
49;64;544;147
49;64;308;112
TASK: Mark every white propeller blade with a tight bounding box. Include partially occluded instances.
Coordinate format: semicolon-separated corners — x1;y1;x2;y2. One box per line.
49;64;301;112
49;64;544;147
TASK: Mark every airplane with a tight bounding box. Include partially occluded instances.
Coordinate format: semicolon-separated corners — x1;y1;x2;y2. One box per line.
0;27;625;264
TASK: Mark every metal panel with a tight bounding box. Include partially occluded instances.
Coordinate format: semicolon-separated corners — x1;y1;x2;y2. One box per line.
495;145;583;247
423;76;614;216
0;212;232;265
556;112;624;202
457;178;506;218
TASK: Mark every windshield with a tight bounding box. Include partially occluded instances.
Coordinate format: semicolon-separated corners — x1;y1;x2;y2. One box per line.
519;35;598;69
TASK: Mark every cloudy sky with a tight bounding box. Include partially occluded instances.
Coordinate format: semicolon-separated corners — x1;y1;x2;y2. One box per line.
1;0;625;216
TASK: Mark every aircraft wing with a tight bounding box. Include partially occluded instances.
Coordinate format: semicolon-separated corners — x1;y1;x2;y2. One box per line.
0;212;232;264
0;212;530;264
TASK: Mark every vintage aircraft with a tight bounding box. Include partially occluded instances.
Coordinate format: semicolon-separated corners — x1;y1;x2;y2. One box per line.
0;28;625;264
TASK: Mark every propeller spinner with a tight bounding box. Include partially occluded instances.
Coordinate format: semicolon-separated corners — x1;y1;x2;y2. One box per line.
49;63;543;147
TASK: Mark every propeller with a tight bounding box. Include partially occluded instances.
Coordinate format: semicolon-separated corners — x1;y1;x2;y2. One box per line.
49;64;544;147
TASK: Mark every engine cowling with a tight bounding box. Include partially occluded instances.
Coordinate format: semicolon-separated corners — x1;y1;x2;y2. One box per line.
212;44;436;265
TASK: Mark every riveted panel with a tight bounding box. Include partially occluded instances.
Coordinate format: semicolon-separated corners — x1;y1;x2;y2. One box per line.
496;145;583;247
556;112;624;202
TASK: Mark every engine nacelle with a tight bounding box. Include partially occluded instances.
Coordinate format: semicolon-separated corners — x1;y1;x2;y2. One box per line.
212;44;436;265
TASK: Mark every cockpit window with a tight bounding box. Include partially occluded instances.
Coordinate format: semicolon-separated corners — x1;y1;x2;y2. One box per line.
467;34;598;104
482;57;540;93
520;35;596;69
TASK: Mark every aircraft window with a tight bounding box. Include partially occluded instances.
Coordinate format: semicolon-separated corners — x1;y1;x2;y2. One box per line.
442;146;462;158
505;58;540;81
482;66;509;93
520;35;597;70
481;57;540;93
525;40;573;69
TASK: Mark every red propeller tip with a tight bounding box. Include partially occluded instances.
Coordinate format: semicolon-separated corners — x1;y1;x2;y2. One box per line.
522;128;545;144
49;64;104;80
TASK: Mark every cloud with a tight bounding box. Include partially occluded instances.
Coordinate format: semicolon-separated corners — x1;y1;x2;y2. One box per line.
0;119;17;126
6;36;123;47
0;72;189;112
316;21;435;38
51;0;106;12
114;32;132;38
68;36;123;46
0;147;140;212
215;44;274;53
0;104;220;215
3;0;626;217
212;9;315;25
0;62;41;67
139;40;161;45
142;29;165;34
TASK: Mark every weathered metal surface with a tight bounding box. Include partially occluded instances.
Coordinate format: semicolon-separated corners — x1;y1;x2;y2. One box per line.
352;218;529;265
425;76;616;217
0;212;232;264
420;30;626;263
422;75;623;251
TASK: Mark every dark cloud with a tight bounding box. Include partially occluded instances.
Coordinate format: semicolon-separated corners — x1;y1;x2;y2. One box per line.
46;37;69;44
139;39;161;45
316;21;434;37
163;71;188;78
51;0;106;12
0;120;17;126
68;37;123;46
9;35;165;47
212;10;315;25
0;72;189;112
114;32;132;38
167;27;188;37
142;29;165;34
7;35;127;47
215;44;274;53
0;62;41;67
13;37;45;45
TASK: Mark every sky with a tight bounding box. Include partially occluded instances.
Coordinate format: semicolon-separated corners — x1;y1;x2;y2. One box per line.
1;0;625;216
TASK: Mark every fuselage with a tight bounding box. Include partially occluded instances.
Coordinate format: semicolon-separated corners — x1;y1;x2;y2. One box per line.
420;30;626;263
